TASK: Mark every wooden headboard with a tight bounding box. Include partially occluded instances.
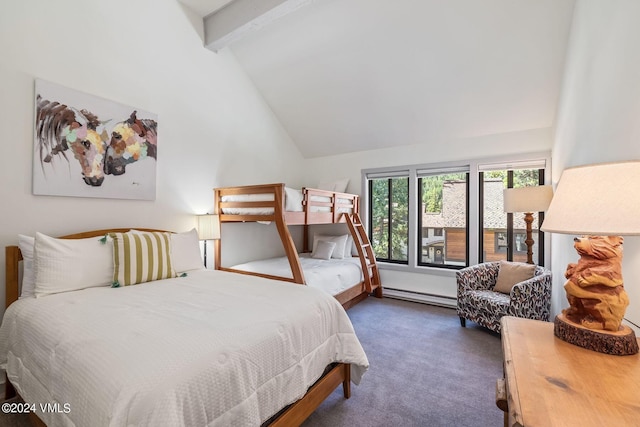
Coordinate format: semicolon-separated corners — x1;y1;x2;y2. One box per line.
5;228;168;309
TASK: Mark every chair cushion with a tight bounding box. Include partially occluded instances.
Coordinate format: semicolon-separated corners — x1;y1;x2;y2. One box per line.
494;261;535;294
466;290;510;316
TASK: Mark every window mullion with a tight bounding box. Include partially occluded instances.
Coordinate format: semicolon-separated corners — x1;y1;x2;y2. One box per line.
387;178;393;260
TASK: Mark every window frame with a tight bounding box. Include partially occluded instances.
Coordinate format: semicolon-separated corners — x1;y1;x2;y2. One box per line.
478;166;547;266
416;172;470;270
367;176;409;264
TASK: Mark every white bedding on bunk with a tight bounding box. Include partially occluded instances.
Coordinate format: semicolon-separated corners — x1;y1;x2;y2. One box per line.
231;254;363;296
0;269;368;427
221;187;352;215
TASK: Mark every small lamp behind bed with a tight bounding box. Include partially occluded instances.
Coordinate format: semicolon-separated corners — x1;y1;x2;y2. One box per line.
197;214;220;268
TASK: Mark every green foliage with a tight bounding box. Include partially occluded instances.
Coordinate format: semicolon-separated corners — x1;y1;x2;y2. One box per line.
370;177;408;261
484;169;539;187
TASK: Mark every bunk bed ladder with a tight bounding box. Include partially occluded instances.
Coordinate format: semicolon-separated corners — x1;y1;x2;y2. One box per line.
344;213;382;297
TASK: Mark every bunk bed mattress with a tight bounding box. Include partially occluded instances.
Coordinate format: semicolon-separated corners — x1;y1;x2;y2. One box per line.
0;269;368;427
231;254;363;296
221;188;353;215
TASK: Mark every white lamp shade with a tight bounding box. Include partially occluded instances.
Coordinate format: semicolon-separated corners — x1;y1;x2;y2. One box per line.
503;185;553;213
541;161;640;235
197;214;220;240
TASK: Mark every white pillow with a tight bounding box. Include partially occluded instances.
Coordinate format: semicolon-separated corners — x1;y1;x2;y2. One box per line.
312;234;349;259
34;232;114;297
18;235;35;298
171;228;204;273
284;187;304;212
318;178;350;193
311;240;337;260
345;234;359;257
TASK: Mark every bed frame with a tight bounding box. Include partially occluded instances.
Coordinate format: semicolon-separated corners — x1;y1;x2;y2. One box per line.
214;183;383;309
4;228;352;427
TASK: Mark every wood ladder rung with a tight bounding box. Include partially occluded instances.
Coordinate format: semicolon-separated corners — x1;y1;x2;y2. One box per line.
366;263;377;269
360;243;370;248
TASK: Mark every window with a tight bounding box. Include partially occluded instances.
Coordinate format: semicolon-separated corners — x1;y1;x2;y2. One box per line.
363;153;549;271
369;177;409;263
418;172;469;268
479;165;546;265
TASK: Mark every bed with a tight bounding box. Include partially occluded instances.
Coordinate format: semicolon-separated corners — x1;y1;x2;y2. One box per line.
1;228;369;427
231;253;363;297
214;183;383;310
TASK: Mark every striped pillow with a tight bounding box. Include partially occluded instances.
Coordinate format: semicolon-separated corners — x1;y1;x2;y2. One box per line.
110;231;176;286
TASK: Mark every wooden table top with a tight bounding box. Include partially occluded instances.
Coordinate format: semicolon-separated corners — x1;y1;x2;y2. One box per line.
501;316;640;427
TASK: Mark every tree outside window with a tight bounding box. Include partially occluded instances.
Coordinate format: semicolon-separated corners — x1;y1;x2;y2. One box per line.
369;177;408;263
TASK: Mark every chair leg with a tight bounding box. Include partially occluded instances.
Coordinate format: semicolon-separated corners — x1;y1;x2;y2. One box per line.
459;317;466;327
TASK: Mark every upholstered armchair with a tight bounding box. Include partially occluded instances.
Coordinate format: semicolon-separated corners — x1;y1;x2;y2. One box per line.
456;261;552;333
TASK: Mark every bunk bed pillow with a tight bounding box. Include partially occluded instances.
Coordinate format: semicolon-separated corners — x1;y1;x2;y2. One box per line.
284;187;305;211
345;235;359;257
318;178;349;193
33;232;114;297
171;228;205;273
110;231;176;286
312;234;349;259
311;240;337;260
18;234;36;298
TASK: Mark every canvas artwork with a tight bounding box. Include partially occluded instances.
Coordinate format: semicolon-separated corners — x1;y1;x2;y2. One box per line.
33;79;157;200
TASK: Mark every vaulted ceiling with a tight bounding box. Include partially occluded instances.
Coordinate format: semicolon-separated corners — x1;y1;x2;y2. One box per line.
180;0;576;158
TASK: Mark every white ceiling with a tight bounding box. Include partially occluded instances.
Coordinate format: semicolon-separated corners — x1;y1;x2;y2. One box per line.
185;0;576;158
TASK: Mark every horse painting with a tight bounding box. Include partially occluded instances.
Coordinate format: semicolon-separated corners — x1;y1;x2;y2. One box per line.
35;96;158;188
104;111;157;176
36;95;110;186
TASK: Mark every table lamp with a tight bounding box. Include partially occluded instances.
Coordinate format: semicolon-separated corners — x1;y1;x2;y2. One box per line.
503;185;554;264
541;161;640;355
197;214;220;268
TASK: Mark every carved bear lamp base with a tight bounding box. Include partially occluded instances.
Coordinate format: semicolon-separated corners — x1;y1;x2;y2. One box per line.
554;314;639;356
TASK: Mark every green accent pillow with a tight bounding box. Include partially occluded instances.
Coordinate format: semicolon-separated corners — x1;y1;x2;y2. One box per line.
110;231;176;286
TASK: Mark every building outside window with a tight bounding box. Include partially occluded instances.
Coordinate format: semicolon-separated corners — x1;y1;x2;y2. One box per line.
480;165;545;265
418;172;468;267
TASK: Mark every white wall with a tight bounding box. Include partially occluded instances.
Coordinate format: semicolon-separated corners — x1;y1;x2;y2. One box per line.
304;127;554;298
0;0;305;318
551;0;640;328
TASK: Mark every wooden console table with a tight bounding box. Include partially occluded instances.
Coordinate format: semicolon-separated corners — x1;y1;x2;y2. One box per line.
500;316;640;426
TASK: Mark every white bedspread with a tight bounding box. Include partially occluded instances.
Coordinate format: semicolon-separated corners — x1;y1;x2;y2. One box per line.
231;254;363;296
0;270;368;427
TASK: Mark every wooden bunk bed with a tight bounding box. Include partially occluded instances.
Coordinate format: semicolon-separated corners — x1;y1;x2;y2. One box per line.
214;183;383;309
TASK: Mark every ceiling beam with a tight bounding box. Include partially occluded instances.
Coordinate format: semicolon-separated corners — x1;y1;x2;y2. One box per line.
204;0;317;52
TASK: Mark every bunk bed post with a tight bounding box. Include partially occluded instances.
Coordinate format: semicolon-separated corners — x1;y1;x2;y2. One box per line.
274;184;306;284
213;188;222;271
303;224;309;253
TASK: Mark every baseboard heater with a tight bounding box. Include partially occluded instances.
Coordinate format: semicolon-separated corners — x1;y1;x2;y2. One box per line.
383;288;456;309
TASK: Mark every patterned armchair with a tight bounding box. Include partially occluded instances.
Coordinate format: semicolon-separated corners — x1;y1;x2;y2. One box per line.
456;262;552;333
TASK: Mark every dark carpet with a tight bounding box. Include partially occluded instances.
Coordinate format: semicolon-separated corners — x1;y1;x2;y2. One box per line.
0;298;503;427
303;297;504;427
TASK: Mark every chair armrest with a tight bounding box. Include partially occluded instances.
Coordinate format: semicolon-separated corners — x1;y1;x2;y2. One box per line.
456;262;500;292
509;272;552;321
